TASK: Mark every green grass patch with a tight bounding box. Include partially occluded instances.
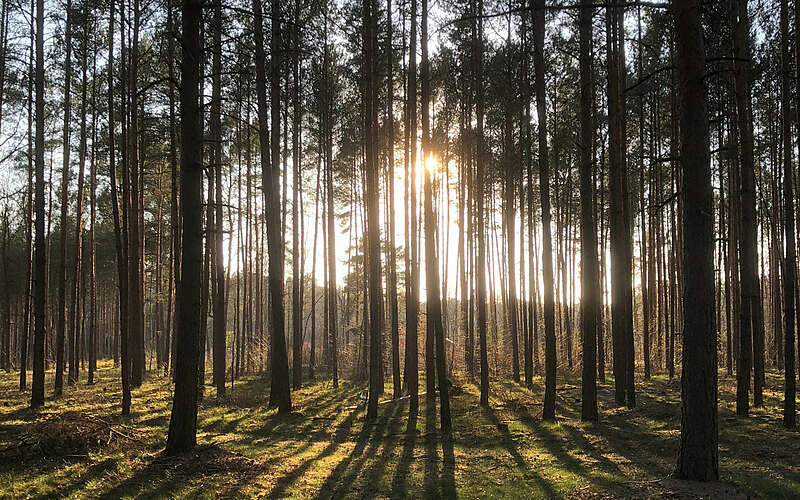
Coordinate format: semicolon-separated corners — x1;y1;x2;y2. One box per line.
0;362;797;498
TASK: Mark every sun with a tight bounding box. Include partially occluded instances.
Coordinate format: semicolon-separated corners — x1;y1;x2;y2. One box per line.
424;154;437;175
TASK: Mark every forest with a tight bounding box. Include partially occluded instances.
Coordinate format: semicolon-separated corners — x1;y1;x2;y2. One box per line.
0;0;798;496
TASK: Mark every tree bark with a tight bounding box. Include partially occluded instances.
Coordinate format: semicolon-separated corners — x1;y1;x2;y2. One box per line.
579;0;598;422
732;0;762;412
55;0;73;398
108;0;131;415
365;0;383;421
211;0;226;397
31;0;46;408
405;0;420;414
606;0;634;408
534;0;557;421
674;0;718;480
780;0;796;429
165;0;203;456
128;0;144;388
261;0;291;413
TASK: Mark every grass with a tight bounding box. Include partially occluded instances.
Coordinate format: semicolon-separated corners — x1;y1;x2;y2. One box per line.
0;361;798;499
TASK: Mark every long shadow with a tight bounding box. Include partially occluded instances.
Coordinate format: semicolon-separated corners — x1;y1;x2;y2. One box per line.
266;406;361;498
311;408;390;500
362;401;405;491
250;385;362;444
514;404;631;493
137;412;170;429
558;423;626;477
202;413;248;437
423;399;438;497
494;381;626;478
390;412;418;497
39;458;117;500
98;444;271;499
326;406;397;498
484;406;559;499
96;453;189;499
505;380;667;482
440;432;456;498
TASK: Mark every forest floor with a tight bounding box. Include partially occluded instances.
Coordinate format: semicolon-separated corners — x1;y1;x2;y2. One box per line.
0;361;798;499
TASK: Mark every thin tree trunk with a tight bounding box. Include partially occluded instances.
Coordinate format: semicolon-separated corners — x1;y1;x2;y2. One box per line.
88;27;98;384
211;0;226;397
128;0;144;388
21;0;34;390
109;0;130;415
534;0;557;421
291;0;302;391
579;0;598;422
30;0;46;408
780;0;796;429
68;26;88;386
405;0;420;414
55;0;73;398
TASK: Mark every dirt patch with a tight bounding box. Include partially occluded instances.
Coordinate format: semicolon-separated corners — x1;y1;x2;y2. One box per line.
573;478;753;499
151;444;260;476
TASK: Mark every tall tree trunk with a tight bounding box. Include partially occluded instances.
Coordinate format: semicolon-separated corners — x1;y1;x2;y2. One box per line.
732;0;762;411
31;0;46;408
109;0;131;415
310;155;320;381
503;16;519;383
780;0;796;429
201;124;212;399
673;0;718;480
606;0;635;408
166;0;203;455
364;0;383;421
579;0;598;422
474;0;490;408
420;0;450;431
321;8;338;388
128;0;144;388
637;6;650;380
211;0;226;397
421;0;435;403
88;34;98;385
521;3;534;389
534;0;557;421
21;1;34;389
258;0;291;413
386;0;401;401
168;0;181;381
291;0;302;391
55;0;72;398
68;29;88;386
405;0;420;414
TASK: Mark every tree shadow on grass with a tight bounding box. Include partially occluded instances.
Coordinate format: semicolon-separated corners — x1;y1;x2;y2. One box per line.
96;444;259;499
311;404;394;500
483;405;559;499
361;401;405;491
390;411;418;497
248;385;363;445
266;405;362;499
423;400;438;497
1;456;117;500
440;431;456;498
41;457;117;499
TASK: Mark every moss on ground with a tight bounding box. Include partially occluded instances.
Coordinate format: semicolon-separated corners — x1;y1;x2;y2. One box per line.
0;362;797;499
